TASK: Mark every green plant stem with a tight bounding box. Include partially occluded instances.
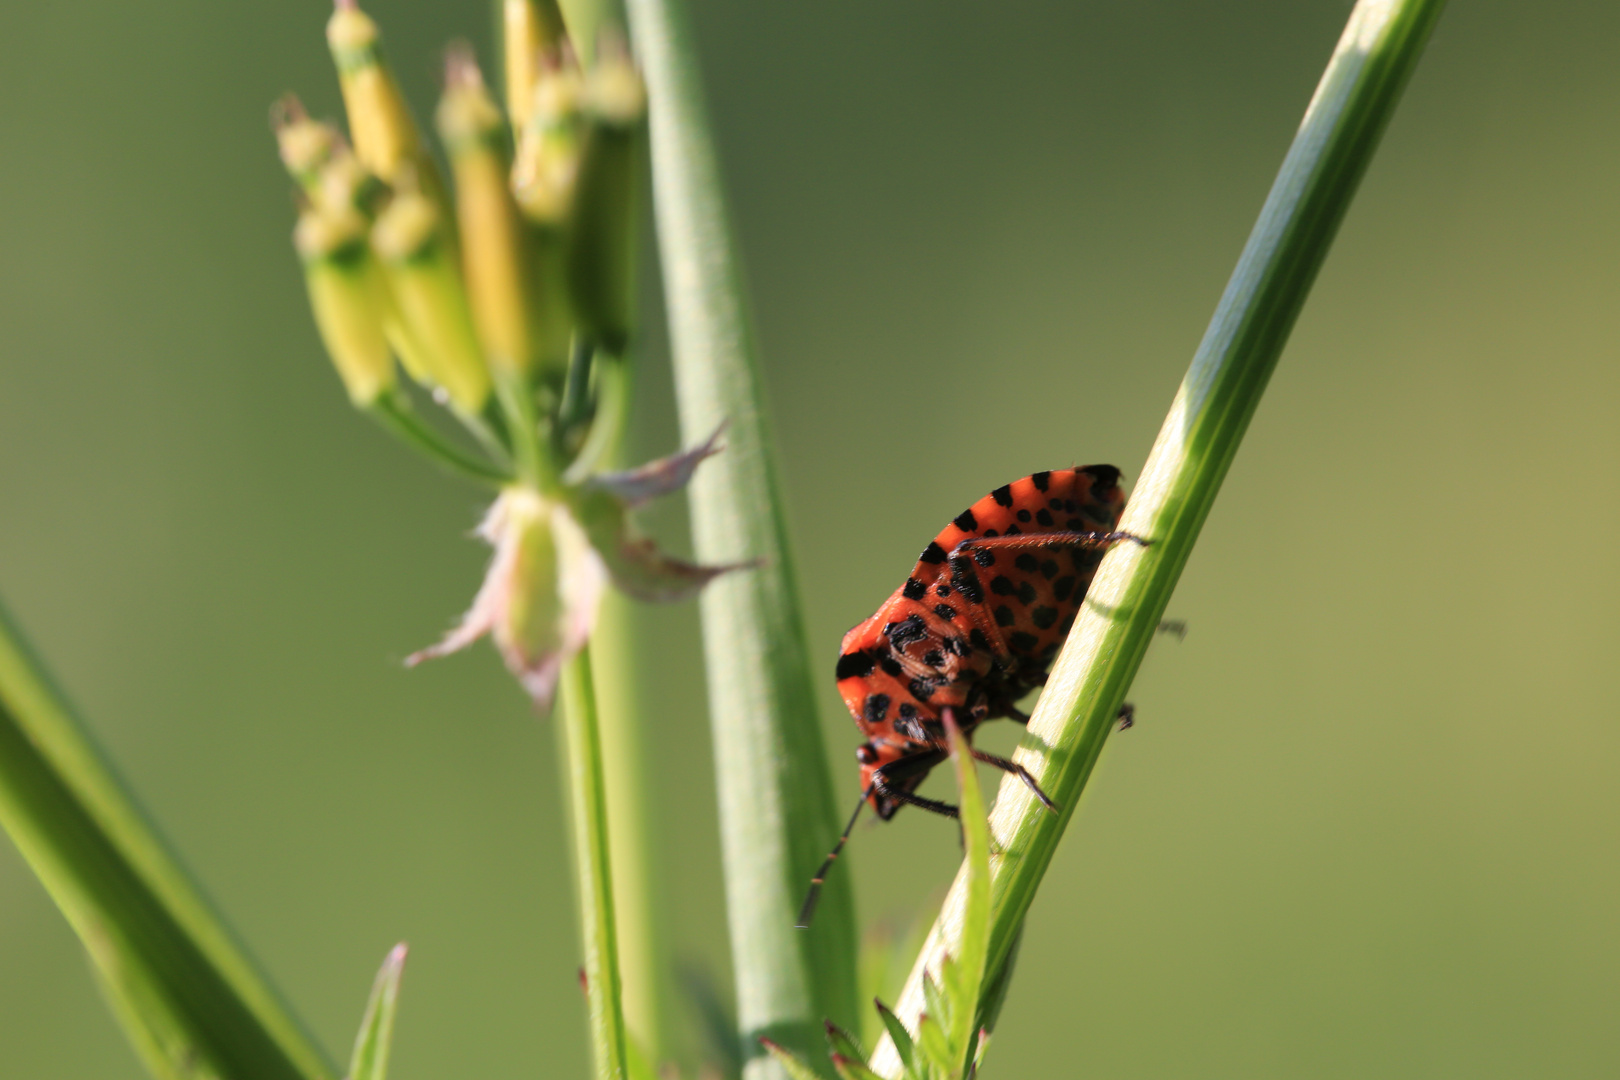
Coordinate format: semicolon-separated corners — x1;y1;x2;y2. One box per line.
625;0;860;1072
0;598;335;1080
868;0;1446;1072
368;391;512;486
591;589;673;1064
559;646;631;1080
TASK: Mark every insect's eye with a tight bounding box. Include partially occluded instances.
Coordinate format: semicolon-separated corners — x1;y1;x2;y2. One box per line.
855;744;878;765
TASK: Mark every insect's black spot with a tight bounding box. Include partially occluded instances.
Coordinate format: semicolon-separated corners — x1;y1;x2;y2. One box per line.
920;541;949;564
1031;606;1059;630
936;583;953;598
973;548;996;568
1017;581;1038;605
992;484;1014;507
1016;509;1032;523
969;628;991;652
994;605;1015;627
990;575;1016;596
898;702;918;720
1040;642;1060;660
902;577;927;601
909;677;937;701
864;693;891;724
950;557;985;605
880;655;903;677
1053;575;1077;602
1048;497;1064;510
1082;502;1114;525
1035;508;1054;527
1082;464;1121;489
1032;471;1052;491
836;651;874;680
943;636;969;656
1009;631;1039;654
856;743;878;764
1065;518;1087;531
1040;559;1060;580
884;614;928;650
934;603;957;621
982;529;998;538
1015;553;1038;573
1004;523;1023;535
1058;612;1076;635
923;650;945;669
954;508;978;532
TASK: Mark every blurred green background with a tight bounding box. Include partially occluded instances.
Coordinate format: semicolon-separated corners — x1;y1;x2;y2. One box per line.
2;0;1617;1076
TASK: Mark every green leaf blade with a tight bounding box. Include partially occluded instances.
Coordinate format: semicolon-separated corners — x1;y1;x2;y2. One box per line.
347;944;407;1080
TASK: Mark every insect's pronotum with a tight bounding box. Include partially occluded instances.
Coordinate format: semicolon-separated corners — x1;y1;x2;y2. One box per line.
797;466;1147;927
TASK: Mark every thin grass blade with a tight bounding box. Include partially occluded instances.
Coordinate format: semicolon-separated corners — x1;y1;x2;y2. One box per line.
869;0;1447;1071
347;944;407;1080
0;599;335;1080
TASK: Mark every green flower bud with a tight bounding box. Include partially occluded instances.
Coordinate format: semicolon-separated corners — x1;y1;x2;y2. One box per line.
502;0;567;133
568;46;646;353
294;207;395;405
371;188;491;414
511;51;585;226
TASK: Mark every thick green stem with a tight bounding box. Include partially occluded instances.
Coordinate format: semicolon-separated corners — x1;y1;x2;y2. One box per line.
0;599;335;1080
870;0;1447;1071
625;0;860;1072
559;647;631;1080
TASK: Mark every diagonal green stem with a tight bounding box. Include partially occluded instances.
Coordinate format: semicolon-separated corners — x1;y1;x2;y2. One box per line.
624;0;860;1072
559;646;630;1080
870;0;1447;1071
368;390;513;486
0;598;335;1080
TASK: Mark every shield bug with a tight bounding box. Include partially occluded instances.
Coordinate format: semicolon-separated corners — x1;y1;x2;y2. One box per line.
797;465;1146;927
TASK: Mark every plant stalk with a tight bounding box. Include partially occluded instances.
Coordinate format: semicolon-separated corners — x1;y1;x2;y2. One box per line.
869;0;1447;1071
624;0;861;1071
0;599;335;1080
559;646;631;1080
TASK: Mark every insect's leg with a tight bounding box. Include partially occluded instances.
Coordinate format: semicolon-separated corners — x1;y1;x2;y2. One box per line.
952;530;1151;557
1117;703;1136;731
1157;619;1187;640
965;748;1060;813
872;764;959;820
795;786;871;929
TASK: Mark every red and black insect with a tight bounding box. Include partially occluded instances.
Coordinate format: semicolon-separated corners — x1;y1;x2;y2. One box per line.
797;465;1145;927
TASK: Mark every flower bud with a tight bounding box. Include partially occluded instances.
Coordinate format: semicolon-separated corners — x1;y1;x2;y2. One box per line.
294;207;395;405
325;1;452;220
502;0;567;132
271;95;339;196
568;46;646;353
511;51;585;225
437;47;563;377
371;187;491;414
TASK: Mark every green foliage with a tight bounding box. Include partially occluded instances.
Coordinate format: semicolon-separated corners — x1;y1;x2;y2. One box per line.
346;945;407;1080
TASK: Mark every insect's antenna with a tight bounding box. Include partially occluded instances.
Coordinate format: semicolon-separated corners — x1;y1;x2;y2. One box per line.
795;785;872;929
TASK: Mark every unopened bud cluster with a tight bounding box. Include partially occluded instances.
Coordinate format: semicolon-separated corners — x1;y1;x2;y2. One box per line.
272;2;737;711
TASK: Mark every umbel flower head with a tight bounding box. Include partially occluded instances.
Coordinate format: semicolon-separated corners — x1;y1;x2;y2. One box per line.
273;2;734;711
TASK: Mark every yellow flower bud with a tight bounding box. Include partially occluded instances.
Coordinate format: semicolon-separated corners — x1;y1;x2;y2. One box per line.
437;47;562;377
511;52;585;225
325;1;452;224
271;95;338;196
502;0;567;132
371;189;491;414
294;207;395;405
